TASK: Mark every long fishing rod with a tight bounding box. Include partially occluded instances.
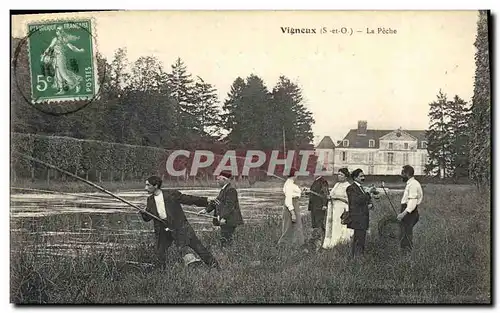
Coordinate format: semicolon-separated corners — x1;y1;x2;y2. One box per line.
11;187;110;201
15;153;214;224
11;186;214;219
380;182;399;215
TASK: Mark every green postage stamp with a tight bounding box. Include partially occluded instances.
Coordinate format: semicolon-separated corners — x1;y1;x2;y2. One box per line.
27;19;97;103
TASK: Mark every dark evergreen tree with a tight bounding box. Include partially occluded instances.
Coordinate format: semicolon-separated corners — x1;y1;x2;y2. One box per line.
166;58;198;139
425;90;452;178
192;77;221;138
271;76;315;150
221;77;247;146
448;95;470;181
469;10;491;189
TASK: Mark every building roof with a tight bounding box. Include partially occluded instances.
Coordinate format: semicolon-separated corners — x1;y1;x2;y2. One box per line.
316;136;335;149
340;129;426;149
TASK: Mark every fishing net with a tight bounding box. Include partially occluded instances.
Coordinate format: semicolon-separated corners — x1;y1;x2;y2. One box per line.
377;214;402;241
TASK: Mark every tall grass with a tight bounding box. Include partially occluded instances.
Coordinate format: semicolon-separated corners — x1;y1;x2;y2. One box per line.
10;185;490;304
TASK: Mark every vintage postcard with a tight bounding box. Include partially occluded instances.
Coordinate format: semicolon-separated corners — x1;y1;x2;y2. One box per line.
10;10;491;304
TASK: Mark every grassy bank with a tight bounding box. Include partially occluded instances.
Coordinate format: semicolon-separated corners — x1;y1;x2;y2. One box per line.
10;185;490;304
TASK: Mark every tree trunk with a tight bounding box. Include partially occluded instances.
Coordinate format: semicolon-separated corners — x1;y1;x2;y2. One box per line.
98;171;102;183
46;169;50;185
121;171;125;182
86;170;89;181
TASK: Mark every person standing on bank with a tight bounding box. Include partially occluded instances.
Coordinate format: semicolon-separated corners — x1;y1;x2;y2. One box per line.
323;168;353;249
307;175;329;251
346;169;373;257
278;168;306;248
141;176;220;270
397;165;423;253
198;171;244;248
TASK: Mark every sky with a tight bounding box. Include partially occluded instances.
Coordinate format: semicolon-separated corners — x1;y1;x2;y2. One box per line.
12;10;479;145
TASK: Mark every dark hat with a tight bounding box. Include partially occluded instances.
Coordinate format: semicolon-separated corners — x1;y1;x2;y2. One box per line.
218;171;232;179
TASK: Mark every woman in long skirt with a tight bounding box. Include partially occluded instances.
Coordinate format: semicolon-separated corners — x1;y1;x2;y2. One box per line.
323;168;354;249
278;168;305;248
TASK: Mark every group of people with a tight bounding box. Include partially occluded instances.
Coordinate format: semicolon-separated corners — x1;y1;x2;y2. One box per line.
139;164;423;270
278;165;423;258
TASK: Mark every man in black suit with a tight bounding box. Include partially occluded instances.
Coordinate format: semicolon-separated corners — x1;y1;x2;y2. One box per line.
307;175;329;251
199;171;244;247
346;169;373;257
140;176;220;270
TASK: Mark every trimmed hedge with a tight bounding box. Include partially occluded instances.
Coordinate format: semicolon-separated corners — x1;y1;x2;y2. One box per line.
11;133;168;182
10;133;260;182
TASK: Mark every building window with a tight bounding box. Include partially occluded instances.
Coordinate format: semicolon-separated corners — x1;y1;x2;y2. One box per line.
368;152;374;162
421;154;426;165
404;143;409;149
387;152;394;165
343;140;349;147
421;141;427;149
368;165;374;175
388;142;393;150
341;151;347;162
369;139;375;148
403;153;409;164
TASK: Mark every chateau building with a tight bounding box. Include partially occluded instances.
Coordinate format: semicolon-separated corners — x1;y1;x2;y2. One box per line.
316;121;428;176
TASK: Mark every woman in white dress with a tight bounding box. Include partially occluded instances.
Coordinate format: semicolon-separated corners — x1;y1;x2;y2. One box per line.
323;168;354;249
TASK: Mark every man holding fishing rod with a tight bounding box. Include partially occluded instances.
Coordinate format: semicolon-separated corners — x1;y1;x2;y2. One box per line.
141;176;221;270
198;171;244;248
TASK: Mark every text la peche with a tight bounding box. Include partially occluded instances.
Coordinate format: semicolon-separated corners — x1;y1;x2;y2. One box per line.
366;27;397;34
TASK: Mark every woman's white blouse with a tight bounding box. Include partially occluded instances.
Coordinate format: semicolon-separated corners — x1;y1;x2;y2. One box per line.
283;178;302;211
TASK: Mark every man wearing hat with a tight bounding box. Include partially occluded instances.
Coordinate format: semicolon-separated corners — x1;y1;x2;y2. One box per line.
199;170;244;247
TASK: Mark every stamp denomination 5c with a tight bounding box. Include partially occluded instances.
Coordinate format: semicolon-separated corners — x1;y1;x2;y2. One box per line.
27;19;96;103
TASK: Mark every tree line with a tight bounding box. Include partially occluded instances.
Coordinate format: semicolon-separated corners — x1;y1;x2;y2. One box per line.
11;40;315;154
425;10;490;190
